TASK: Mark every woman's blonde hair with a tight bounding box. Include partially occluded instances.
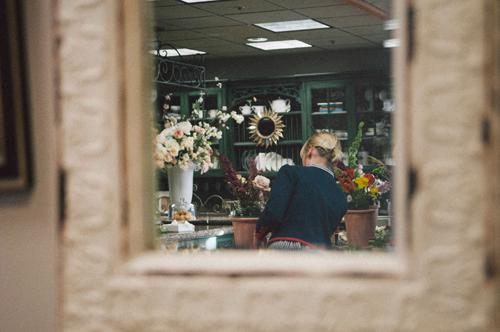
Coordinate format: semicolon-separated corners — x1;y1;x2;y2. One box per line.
300;132;343;168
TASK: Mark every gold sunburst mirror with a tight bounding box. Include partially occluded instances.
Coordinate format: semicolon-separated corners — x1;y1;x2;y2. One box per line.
248;109;285;147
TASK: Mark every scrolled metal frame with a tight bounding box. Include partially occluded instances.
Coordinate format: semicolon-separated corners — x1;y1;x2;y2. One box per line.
153;56;206;90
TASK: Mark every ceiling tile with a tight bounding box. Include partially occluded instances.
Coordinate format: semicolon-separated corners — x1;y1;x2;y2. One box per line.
154;20;185;31
319;15;383;28
279;28;355;42
226;10;306;24
342;24;384;36
201;43;263;56
319;40;377;50
363;32;390;43
152;0;183;6
197;25;277;43
310;36;375;48
154;5;212;19
193;0;282;15
366;0;392;13
157;30;205;42
266;0;345;9
170;16;240;29
174;38;236;49
295;5;365;18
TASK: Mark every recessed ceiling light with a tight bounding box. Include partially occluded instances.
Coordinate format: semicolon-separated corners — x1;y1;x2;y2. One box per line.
384;19;399;31
255;19;329;33
150;48;206;57
246;40;312;51
246;37;268;42
383;39;400;48
179;0;220;3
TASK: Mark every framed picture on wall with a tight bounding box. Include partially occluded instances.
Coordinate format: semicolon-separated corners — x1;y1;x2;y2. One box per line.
0;0;33;192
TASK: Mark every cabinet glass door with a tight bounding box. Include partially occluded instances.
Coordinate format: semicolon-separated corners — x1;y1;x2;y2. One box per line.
310;86;349;159
354;83;393;166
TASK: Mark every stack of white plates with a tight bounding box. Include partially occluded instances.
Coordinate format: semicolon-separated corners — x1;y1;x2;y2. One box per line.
255;152;294;172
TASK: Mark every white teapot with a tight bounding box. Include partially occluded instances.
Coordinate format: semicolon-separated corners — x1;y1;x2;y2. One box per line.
269;98;291;113
239;105;252;115
251;105;265;115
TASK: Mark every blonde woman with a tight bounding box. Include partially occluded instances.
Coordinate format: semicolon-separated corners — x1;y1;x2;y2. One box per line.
255;132;347;250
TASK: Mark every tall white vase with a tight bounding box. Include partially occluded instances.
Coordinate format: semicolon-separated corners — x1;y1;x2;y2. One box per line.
166;164;194;208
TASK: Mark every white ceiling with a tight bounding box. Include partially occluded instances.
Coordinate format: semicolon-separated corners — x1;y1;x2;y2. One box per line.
152;0;392;59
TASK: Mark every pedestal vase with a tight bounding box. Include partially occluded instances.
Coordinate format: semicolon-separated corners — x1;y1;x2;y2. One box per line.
166;164;194;208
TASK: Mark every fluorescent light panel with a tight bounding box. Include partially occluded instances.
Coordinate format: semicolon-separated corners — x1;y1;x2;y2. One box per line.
246;40;312;51
180;0;220;3
255;19;329;32
383;39;400;48
150;48;206;57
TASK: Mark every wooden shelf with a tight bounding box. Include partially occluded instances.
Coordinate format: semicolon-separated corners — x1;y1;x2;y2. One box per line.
355;110;391;115
311;111;347;115
233;139;303;147
240;110;302;117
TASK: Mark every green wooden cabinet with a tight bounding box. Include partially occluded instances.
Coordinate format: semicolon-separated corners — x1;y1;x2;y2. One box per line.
226;80;305;173
156;72;392;196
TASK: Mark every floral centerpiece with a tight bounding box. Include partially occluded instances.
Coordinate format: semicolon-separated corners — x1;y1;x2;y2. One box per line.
219;154;270;248
154;92;245;229
154;93;244;174
333;122;391;246
334;122;391;210
219;154;270;217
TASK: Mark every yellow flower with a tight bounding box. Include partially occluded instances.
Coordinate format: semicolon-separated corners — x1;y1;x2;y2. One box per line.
370;186;379;194
354;176;369;188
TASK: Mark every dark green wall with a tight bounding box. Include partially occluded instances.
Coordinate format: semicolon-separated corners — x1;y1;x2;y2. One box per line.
204;48;390;81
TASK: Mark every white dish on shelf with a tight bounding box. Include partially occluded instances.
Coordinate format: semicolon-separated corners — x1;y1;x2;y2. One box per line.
281;158;294;168
272;155;283;172
255;153;265;172
264;152;275;172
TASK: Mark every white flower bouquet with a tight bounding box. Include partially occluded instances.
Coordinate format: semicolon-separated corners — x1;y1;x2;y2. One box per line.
155;119;219;173
154;97;244;174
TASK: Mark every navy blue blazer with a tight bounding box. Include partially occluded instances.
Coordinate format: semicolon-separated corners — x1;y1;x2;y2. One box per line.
257;165;347;248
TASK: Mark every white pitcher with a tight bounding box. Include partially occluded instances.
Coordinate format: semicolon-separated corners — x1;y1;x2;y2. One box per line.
269;98;291;113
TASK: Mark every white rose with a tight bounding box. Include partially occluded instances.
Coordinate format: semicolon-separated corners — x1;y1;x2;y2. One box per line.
200;161;210;174
181;137;194;150
162;126;175;137
177;121;192;135
165;139;180;157
231;111;244;124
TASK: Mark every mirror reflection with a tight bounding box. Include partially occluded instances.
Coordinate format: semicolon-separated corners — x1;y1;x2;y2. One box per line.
152;0;395;253
257;117;275;138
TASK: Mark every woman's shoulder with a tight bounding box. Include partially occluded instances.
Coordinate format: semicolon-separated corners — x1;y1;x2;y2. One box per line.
277;164;305;175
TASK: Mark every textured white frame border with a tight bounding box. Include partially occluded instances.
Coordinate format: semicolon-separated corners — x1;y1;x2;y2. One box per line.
60;0;498;330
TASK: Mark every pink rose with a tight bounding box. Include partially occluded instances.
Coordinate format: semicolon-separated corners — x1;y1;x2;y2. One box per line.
253;175;270;191
173;129;184;139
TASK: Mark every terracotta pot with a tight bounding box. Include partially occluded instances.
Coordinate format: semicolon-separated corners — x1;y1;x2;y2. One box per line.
230;217;258;249
344;208;378;247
